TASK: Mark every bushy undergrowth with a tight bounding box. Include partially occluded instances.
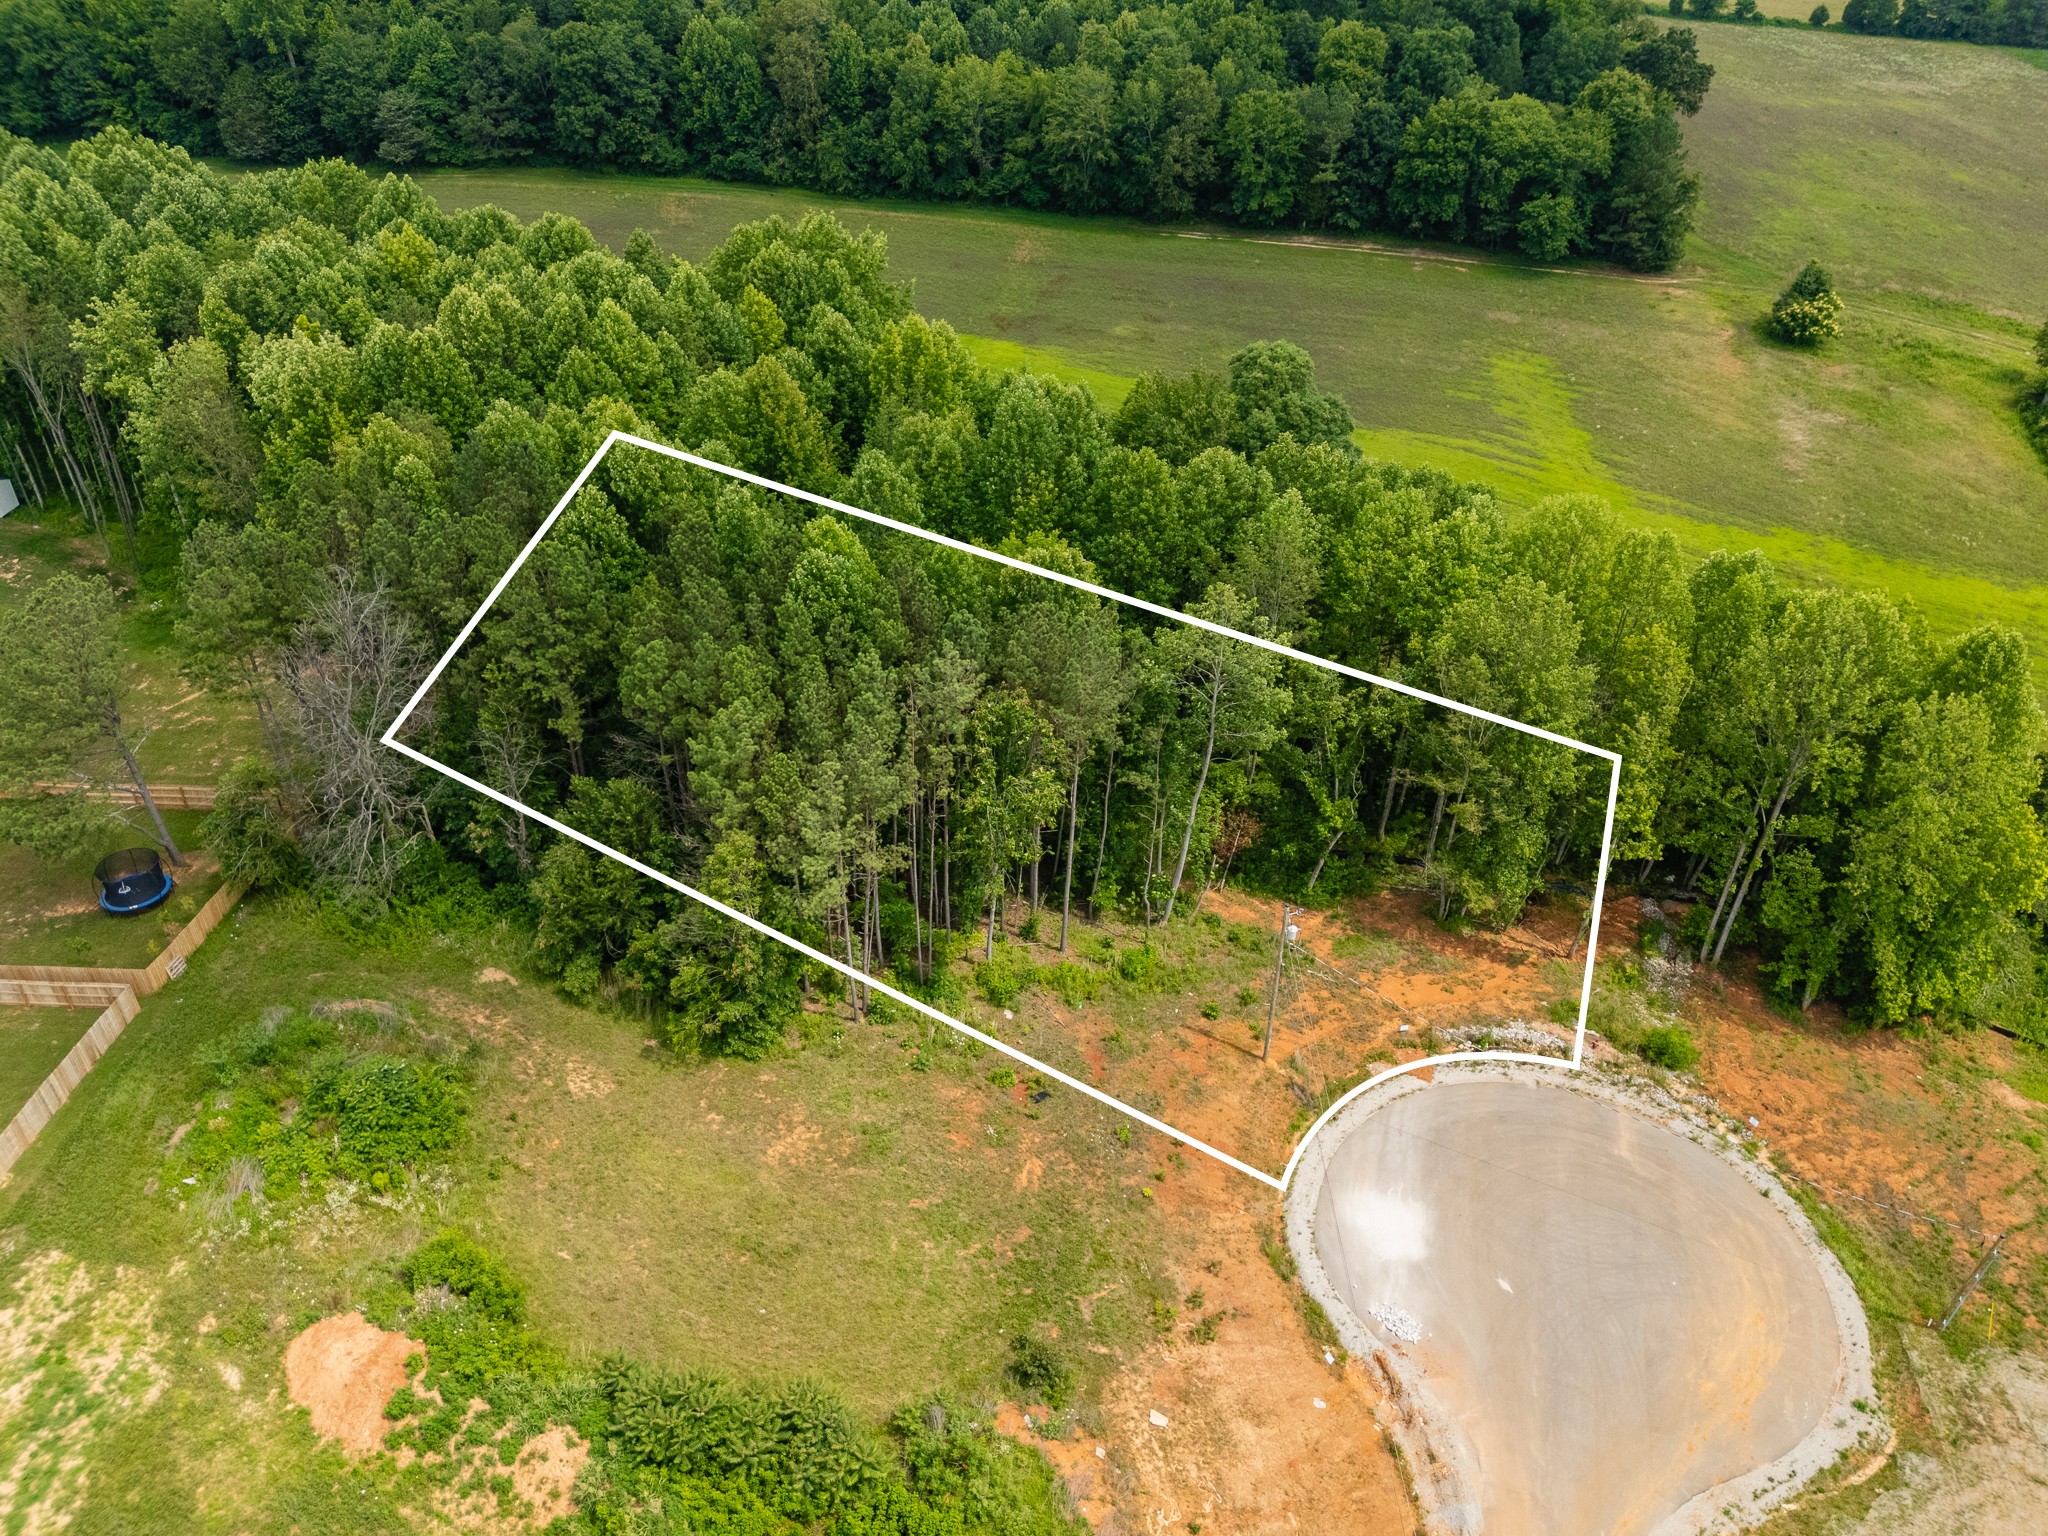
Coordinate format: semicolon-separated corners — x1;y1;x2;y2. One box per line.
1003;1335;1073;1410
173;1005;472;1200
369;1234;1081;1533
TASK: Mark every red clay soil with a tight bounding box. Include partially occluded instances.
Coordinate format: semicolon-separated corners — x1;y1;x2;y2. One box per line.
1006;883;1587;1179
1683;956;2047;1337
999;1147;1417;1535
284;1313;423;1457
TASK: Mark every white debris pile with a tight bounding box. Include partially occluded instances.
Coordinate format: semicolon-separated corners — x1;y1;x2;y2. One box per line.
1437;1021;1571;1058
1636;899;1695;1004
1369;1303;1423;1344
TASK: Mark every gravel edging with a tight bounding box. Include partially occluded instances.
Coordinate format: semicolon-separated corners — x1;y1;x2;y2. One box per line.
1283;1060;1882;1536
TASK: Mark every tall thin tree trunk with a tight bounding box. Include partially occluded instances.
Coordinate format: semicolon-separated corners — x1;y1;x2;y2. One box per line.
78;393;135;556
113;727;183;866
1164;669;1225;924
1306;819;1347;892
16;370;103;551
842;893;862;1016
1698;828;1755;963
1682;848;1709;892
1059;763;1080;951
1712;775;1798;965
1425;789;1447;865
1088;747;1116;910
908;793;924;981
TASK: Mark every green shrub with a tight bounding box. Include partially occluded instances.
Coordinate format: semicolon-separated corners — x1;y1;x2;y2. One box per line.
974;942;1035;1009
1005;1334;1072;1409
1809;3;1830;22
889;1396;1074;1532
600;1360;887;1517
1637;1026;1701;1072
414;1305;542;1401
834;1482;965;1536
1033;961;1101;1007
1114;944;1179;990
1766;261;1843;346
2021;335;2048;464
404;1231;526;1323
305;1053;465;1178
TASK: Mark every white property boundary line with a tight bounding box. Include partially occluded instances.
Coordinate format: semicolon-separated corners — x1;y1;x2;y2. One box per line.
383;431;1624;1193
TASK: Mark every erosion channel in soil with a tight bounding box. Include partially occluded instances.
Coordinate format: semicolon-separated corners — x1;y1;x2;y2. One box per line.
1304;1075;1851;1536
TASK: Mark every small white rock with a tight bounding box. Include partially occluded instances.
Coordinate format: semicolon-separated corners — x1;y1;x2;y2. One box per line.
1313;1397;1327;1410
1003;1009;1014;1020
1322;1350;1335;1365
1095;1445;1107;1459
1148;1409;1169;1427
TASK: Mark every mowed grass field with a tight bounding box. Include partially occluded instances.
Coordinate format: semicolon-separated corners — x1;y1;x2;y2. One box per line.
0;1008;95;1122
409;26;2048;672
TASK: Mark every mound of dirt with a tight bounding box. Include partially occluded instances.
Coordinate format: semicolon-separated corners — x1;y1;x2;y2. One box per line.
284;1313;423;1457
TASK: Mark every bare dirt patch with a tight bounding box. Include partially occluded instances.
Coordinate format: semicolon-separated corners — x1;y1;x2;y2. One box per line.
1088;1153;1416;1534
1005;884;1584;1179
283;1313;423;1457
1835;1331;2048;1535
562;1057;615;1099
1684;960;2045;1330
512;1425;588;1526
0;1250;166;1531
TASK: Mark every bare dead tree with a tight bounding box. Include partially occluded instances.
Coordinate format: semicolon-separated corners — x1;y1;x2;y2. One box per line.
280;572;431;899
480;717;541;872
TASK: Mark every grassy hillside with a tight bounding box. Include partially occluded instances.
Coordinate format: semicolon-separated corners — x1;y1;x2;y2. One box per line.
1684;25;2048;310
407;26;2048;670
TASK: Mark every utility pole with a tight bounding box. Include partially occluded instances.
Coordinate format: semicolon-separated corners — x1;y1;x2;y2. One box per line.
1263;902;1300;1061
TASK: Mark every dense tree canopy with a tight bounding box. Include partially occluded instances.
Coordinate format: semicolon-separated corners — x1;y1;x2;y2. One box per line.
2;129;2042;1040
1835;0;2048;45
2;0;1706;268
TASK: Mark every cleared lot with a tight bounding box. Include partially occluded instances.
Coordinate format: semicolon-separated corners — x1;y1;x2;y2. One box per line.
1310;1077;1847;1535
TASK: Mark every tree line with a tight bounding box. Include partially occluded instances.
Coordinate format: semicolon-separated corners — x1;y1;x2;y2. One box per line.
1;0;1710;269
1835;0;2048;44
2;129;2042;1047
1666;0;2048;42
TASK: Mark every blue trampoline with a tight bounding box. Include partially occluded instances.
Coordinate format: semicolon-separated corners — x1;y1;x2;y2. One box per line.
96;848;173;916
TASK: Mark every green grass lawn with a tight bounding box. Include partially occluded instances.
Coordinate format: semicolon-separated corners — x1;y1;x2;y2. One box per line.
0;894;1173;1527
0;1007;96;1121
408;29;2048;675
0;510;264;781
0;810;220;969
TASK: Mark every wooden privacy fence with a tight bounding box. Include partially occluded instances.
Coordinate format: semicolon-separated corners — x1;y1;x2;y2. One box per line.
12;781;219;811
0;879;246;1181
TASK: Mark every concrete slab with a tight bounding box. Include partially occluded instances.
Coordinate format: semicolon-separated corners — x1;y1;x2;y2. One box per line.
1310;1077;1845;1536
